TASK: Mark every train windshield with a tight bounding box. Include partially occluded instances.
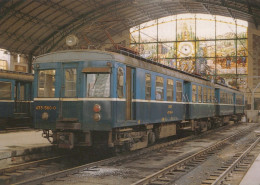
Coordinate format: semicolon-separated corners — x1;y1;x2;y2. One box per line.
38;70;55;97
86;73;110;98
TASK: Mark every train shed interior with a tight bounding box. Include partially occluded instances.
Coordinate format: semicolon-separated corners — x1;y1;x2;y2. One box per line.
1;0;260;109
1;1;260;185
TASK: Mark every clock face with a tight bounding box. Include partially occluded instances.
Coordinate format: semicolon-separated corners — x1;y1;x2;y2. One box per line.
181;44;192;55
178;42;194;57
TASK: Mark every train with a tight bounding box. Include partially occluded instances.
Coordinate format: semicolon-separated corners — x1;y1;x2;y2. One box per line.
0;70;33;129
33;50;244;150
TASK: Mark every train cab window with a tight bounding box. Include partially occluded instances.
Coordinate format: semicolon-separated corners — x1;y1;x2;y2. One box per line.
176;81;182;102
198;86;202;103
192;85;197;102
0;82;11;100
156;76;164;101
65;69;77;97
167;79;174;101
203;87;207;103
117;67;124;98
86;73;110;98
145;74;151;100
38;70;55;97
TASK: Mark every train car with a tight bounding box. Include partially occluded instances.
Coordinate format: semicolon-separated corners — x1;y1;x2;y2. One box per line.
33;50;244;150
184;81;215;132
0;70;33;129
234;92;244;118
215;84;244;124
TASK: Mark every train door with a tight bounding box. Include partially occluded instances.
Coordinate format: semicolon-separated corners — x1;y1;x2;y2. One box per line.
183;81;191;119
60;63;78;120
15;82;24;113
126;66;135;120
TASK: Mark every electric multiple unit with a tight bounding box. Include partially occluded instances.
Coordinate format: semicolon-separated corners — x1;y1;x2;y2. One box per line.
33;50;244;150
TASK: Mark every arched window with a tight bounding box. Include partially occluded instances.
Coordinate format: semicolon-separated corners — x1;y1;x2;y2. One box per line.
130;14;248;90
0;60;7;70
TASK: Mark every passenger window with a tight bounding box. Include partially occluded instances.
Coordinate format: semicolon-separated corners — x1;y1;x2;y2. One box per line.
145;74;151;100
207;88;211;103
176;81;182;102
167;79;174;101
0;82;11;100
19;84;25;100
198;86;202;103
155;76;164;101
203;87;207;103
192;85;197;102
220;91;223;103
38;70;56;97
117;67;124;98
211;89;215;102
65;68;77;97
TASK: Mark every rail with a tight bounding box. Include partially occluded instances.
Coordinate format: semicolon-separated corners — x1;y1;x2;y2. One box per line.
131;126;255;185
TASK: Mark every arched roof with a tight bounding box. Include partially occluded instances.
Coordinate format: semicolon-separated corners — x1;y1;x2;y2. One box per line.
0;0;260;56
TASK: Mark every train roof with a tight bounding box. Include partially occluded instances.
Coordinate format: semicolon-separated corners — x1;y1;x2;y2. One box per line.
34;49;243;93
35;49;213;86
0;69;34;82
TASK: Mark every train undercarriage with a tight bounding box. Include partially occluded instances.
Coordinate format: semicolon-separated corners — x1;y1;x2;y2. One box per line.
42;114;244;151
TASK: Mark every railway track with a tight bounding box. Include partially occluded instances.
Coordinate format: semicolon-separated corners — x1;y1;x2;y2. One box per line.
132;125;258;185
13;123;258;185
0;155;70;185
202;132;260;185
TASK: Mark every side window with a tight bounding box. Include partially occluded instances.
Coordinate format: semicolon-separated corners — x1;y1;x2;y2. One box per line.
207;88;211;103
211;89;215;102
19;84;25;100
167;79;174;101
117;67;124;98
198;86;202;103
176;81;183;102
145;74;151;100
65;68;77;97
220;91;223;103
0;81;11;100
192;85;197;102
203;87;207;103
155;76;164;101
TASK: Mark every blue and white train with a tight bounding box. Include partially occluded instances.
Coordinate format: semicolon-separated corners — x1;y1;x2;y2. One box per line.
0;70;33;129
33;50;244;150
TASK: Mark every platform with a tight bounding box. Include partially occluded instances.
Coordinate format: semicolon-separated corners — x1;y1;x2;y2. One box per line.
0;130;52;168
239;152;260;185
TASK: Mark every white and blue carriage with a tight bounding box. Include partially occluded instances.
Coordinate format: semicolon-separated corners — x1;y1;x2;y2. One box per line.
0;70;33;129
33;50;244;150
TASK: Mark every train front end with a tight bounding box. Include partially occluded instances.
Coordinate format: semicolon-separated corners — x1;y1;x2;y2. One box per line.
33;51;114;149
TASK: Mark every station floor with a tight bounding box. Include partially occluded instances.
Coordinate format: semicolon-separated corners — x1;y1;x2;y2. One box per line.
0;130;260;184
0;129;50;151
0;130;51;168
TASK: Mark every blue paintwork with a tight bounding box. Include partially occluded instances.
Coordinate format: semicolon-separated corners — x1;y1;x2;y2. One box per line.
33;52;245;133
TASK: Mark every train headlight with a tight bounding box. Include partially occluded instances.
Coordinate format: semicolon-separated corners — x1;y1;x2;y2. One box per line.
42;112;49;120
93;113;101;122
93;104;101;112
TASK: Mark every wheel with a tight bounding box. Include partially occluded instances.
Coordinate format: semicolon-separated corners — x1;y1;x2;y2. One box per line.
148;131;156;145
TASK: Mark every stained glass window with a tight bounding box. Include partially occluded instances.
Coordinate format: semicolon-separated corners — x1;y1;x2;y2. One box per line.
158;16;176;41
140;20;157;43
196;14;215;40
130;13;248;90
